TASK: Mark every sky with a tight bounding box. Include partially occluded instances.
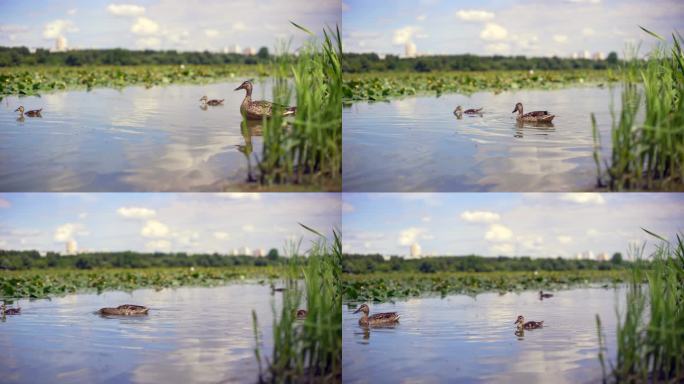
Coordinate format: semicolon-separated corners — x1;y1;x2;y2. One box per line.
0;193;340;254
0;0;340;51
342;193;684;258
342;0;684;57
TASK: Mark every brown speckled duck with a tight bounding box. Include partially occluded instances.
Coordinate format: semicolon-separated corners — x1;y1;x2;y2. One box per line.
99;304;149;316
454;106;483;116
512;102;554;122
15;106;42;117
1;304;21;315
354;304;400;326
234;80;296;120
200;96;224;106
515;315;544;330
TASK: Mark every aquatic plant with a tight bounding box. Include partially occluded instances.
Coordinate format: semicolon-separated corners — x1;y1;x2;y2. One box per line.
593;27;684;191
596;231;684;382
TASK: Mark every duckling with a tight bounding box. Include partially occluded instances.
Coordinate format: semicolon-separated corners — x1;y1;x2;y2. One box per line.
99;304;149;316
296;309;308;320
539;290;554;299
354;304;400;326
512;102;554;122
234;80;296;120
515;315;544;330
14;106;42;117
1;303;21;315
199;96;224;106
453;105;483;116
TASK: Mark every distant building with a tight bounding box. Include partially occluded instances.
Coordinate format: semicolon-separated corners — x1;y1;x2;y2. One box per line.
405;41;417;58
54;36;67;52
253;248;264;257
592;52;605;60
243;47;256;56
409;243;421;258
224;44;241;54
66;239;78;255
597;252;609;261
240;246;251;256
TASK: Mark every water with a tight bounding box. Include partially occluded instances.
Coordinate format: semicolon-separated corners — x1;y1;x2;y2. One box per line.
0;80;280;191
343;287;623;383
0;284;282;383
343;86;618;192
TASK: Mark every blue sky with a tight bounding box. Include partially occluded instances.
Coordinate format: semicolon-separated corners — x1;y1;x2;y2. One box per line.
342;193;684;258
342;0;684;57
0;0;340;51
0;193;340;254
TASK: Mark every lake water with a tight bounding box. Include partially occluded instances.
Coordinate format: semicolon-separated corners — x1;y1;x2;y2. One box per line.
343;86;618;192
343;287;624;383
0;80;280;191
0;284;282;383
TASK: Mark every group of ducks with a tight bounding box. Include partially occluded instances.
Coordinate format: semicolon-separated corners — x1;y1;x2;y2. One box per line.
354;290;554;330
454;102;555;123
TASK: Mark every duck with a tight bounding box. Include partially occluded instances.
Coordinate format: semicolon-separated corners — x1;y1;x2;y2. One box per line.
99;304;149;316
296;309;308;320
354;304;400;326
270;282;286;293
199;95;224;106
1;303;21;315
512;102;554;122
14;106;42;117
453;106;483;116
515;315;544;330
234;80;296;120
539;290;554;299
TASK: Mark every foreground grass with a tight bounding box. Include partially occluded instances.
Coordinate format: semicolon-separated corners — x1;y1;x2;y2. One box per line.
343;270;628;302
0;266;285;299
597;233;684;382
343;69;617;102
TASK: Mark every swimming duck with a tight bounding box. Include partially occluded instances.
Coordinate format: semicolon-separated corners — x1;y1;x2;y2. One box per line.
99;304;149;316
453;106;483;116
512;102;554;122
1;304;21;315
296;309;308;320
515;315;544;330
199;96;224;106
354;304;400;326
14;106;42;117
234;80;296;120
539;291;554;299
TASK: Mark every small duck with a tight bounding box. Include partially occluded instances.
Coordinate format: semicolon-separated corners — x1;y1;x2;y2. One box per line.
270;282;286;293
539;290;554;299
296;309;308;320
14;106;42;117
512;102;554;122
515;315;544;330
234;80;296;120
99;304;149;316
199;96;224;106
453;106;483;116
354;304;400;326
1;303;21;315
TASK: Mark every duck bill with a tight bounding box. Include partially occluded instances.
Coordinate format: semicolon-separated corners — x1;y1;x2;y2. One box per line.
14;107;20;112
511;108;517;113
353;308;361;314
234;85;243;91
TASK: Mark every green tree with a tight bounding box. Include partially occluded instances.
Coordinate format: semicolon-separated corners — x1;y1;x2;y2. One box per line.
611;252;623;264
606;51;618;65
257;47;269;60
267;248;279;261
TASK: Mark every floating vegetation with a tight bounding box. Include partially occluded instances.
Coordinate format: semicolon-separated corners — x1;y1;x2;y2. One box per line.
343;69;617;102
343;270;627;302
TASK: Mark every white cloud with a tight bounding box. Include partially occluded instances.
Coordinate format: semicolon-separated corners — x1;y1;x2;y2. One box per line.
485;224;513;242
131;17;159;36
491;243;514;254
480;23;508;41
557;235;573;244
146;240;171;251
456;10;495;22
213;231;229;240
232;21;247;32
553;34;568;43
398;227;426;246
242;224;255;232
582;27;595;36
460;210;500;223
117;206;156;219
587;228;600;237
54;223;87;242
560;193;605;205
392;26;421;45
204;29;219;38
107;4;146;17
141;220;169;238
43;20;79;39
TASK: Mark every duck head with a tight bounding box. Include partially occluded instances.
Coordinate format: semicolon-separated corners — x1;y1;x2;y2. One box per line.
512;102;523;114
353;304;370;315
514;315;525;326
454;105;463;114
234;80;254;94
14;106;24;114
199;95;208;102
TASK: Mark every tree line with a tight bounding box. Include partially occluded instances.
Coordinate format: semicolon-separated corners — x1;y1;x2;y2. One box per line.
0;249;282;270
343;253;625;274
343;52;620;73
0;46;271;67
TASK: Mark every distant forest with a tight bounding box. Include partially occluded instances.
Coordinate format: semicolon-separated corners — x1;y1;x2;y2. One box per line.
0;249;283;270
343;253;626;274
343;52;620;73
0;46;272;67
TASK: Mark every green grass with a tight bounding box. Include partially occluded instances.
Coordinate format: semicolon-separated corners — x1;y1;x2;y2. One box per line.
597;231;684;382
343;69;617;102
0;64;265;97
343;270;627;302
592;28;684;191
0;266;286;299
253;226;341;383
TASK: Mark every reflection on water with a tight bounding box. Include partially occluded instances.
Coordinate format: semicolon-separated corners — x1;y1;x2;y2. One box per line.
343;287;624;383
0;284;279;383
343;86;618;192
0;80;280;191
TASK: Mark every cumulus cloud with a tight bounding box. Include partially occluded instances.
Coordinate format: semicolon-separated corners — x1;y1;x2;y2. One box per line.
557;235;573;244
141;220;169;238
398;227;426;246
553;34;568;43
456;10;495;22
392;26;421;45
131;17;159;35
485;224;513;242
107;4;146;17
54;223;87;242
117;206;156;219
460;210;500;223
480;23;508;41
43;20;79;39
560;193;605;204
